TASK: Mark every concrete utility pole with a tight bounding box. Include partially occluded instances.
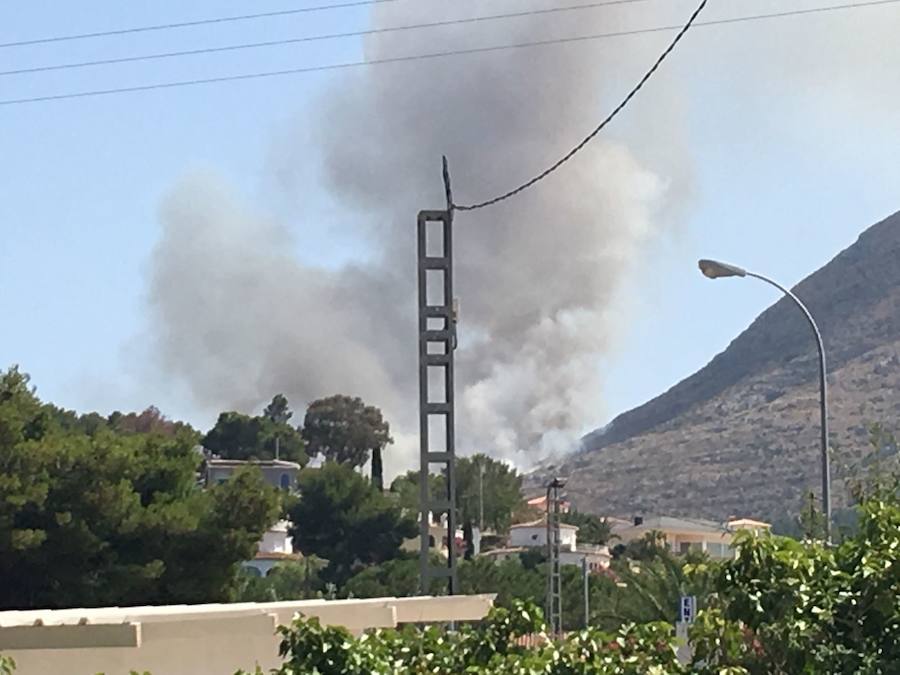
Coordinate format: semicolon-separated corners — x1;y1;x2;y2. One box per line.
582;557;590;629
478;459;485;532
546;477;566;636
418;158;459;595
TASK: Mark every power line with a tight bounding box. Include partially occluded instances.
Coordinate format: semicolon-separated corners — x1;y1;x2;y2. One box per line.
0;0;653;78
0;0;401;49
454;0;707;211
1;0;896;107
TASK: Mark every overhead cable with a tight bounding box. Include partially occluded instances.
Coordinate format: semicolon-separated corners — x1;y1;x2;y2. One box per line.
0;0;653;77
453;0;900;209
1;0;897;107
0;0;402;49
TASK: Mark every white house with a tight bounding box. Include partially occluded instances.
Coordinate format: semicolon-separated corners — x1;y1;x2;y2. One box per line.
508;519;578;551
242;520;300;577
611;516;771;559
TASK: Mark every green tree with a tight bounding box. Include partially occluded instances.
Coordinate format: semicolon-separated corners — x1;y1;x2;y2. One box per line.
561;509;612;545
690;490;900;673
203;410;307;464
238;600;685;675
456;455;522;532
288;462;415;586
235;557;328;602
391;455;523;533
343;555;423;599
0;366;281;609
301;396;392;482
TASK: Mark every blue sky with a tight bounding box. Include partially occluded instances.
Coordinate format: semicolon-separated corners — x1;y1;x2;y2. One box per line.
2;0;899;460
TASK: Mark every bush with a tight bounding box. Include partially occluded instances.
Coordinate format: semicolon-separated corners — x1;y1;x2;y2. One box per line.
690;494;900;673
237;600;685;675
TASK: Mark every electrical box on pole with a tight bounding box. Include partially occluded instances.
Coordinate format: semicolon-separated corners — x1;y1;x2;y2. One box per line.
417;161;459;595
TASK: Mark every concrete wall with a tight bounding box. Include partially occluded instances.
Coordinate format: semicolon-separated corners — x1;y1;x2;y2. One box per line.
0;595;495;675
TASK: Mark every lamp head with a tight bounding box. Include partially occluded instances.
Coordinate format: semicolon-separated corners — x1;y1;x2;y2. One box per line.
698;259;747;279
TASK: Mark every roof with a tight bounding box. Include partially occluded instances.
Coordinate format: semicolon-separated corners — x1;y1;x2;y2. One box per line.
479;547;527;557
509;518;578;531
206;459;301;470
727;518;772;529
253;551;301;561
618;516;728;535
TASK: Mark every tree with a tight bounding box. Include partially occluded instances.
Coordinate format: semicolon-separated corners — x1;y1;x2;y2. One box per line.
263;394;292;425
301;396;392;478
390;455;523;533
236;557;328;602
239;601;685;675
561;509;612;545
0;366;282;609
203;410;307;464
288;462;415;585
263;394;294;462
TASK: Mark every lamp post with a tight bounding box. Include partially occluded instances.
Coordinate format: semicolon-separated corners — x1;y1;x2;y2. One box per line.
698;259;831;543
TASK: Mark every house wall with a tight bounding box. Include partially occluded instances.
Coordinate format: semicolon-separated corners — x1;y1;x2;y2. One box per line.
509;527;576;551
259;529;292;555
206;466;297;490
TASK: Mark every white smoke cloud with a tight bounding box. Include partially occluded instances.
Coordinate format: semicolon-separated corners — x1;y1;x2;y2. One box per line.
148;0;697;478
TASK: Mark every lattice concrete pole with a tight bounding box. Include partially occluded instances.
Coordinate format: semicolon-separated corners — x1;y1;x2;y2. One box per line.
417;158;459;596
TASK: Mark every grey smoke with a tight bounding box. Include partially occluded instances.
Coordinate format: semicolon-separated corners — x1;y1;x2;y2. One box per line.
149;0;694;477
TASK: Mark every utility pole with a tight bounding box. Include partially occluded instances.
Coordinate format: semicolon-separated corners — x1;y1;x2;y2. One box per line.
546;477;565;636
418;158;459;596
478;459;485;532
582;557;590;628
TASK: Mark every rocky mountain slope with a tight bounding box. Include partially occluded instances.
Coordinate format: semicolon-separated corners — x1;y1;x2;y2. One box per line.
555;210;900;523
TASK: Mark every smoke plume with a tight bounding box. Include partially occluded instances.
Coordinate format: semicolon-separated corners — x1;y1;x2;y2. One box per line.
149;0;691;477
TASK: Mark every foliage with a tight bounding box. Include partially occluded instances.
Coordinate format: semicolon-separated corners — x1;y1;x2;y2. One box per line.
562;509;613;545
456;454;523;532
301;395;391;469
612;530;670;561
263;394;292;426
391;454;524;533
235;558;328;602
287;462;415;586
203;408;307;464
0;655;14;675
0;366;281;609
593;551;712;631
236;600;685;675
690;493;900;674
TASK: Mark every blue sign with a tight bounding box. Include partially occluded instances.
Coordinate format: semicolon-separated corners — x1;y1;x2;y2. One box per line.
679;595;696;624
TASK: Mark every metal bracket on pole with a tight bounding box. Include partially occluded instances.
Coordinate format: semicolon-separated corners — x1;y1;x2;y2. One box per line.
418;158;458;595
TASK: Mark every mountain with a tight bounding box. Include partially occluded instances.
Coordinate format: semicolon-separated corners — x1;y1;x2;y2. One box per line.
554;210;900;524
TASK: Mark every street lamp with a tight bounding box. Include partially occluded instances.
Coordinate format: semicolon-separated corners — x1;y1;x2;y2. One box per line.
698;259;831;543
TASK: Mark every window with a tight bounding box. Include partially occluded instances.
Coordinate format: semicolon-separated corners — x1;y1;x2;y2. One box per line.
280;473;290;489
679;542;702;555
